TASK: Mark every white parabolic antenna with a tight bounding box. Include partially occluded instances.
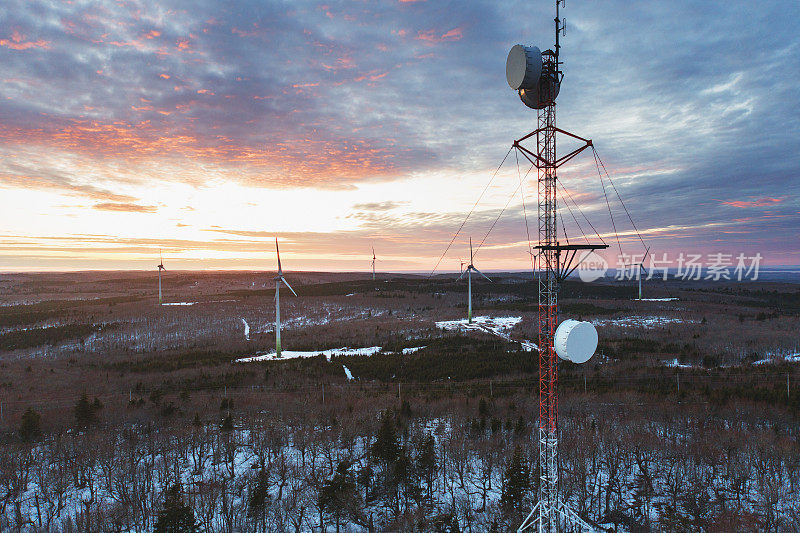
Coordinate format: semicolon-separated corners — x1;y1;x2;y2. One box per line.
554;319;598;364
506;44;542;90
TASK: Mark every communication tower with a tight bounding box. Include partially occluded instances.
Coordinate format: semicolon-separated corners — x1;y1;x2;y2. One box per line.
506;1;608;531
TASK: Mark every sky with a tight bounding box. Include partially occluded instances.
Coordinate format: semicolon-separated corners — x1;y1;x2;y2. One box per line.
1;0;798;272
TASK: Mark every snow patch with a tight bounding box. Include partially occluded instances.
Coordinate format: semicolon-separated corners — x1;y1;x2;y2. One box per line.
752;352;800;365
237;346;382;363
520;341;539;352
402;346;426;354
343;365;354;380
436;316;522;338
436;316;537;351
636;297;679;302
241;318;250;341
664;358;695;369
591;316;690;328
162;302;196;306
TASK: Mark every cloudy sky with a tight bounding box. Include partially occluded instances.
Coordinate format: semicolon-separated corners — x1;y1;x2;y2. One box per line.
1;0;798;272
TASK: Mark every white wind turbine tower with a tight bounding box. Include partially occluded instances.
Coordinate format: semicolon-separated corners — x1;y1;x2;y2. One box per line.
273;238;297;358
458;238;491;324
372;247;376;281
157;250;166;305
625;247;650;300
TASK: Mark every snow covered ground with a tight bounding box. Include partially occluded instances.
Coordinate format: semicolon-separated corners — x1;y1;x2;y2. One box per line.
591;316;691;328
402;346;426;354
752;351;800;365
436;315;522;338
436;315;537;351
237;346;383;363
664;358;696;369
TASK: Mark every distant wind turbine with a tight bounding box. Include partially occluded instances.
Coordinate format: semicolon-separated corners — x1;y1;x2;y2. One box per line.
372;247;376;281
624;246;650;300
458;238;491;324
157;250;166;305
636;247;651;300
459;257;466;275
274;238;297;357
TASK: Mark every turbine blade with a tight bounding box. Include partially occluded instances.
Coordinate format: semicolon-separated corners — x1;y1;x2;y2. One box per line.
473;267;492;282
282;277;298;297
457;270;466;281
470;237;473;263
275;237;282;273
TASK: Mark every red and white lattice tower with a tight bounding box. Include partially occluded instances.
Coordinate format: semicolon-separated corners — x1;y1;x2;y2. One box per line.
508;1;606;531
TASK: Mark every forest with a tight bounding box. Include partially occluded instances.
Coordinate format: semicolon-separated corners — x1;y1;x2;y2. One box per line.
0;271;798;531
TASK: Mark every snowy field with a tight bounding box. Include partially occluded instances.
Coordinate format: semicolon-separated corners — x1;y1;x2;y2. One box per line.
237;346;383;363
435;315;537;351
752;351;800;365
435;315;522;337
591;315;691;328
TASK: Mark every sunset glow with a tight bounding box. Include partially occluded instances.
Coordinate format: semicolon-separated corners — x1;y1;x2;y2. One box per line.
1;0;798;272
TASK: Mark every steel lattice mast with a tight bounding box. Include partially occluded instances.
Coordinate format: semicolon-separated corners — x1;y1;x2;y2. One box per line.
510;1;606;531
536;94;560;531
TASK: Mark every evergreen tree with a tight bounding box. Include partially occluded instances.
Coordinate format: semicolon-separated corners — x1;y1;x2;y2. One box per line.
153;483;199;533
501;446;531;514
416;433;437;501
19;407;41;441
478;397;490;417
371;410;399;464
74;393;101;427
248;468;270;531
319;460;360;533
432;511;460;533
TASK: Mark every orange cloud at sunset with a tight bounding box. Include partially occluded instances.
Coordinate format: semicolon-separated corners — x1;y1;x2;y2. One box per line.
93;202;157;213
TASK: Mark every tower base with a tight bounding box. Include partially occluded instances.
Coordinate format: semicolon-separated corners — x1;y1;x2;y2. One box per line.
518;499;596;532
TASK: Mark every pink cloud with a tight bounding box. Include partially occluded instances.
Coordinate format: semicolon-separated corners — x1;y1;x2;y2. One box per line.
0;30;50;50
717;197;786;208
416;27;463;44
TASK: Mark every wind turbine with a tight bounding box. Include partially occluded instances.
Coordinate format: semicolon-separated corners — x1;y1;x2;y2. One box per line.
157;250;166;305
625;247;650;300
458;238;491;323
372;247;376;281
274;238;297;357
459;258;466;275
